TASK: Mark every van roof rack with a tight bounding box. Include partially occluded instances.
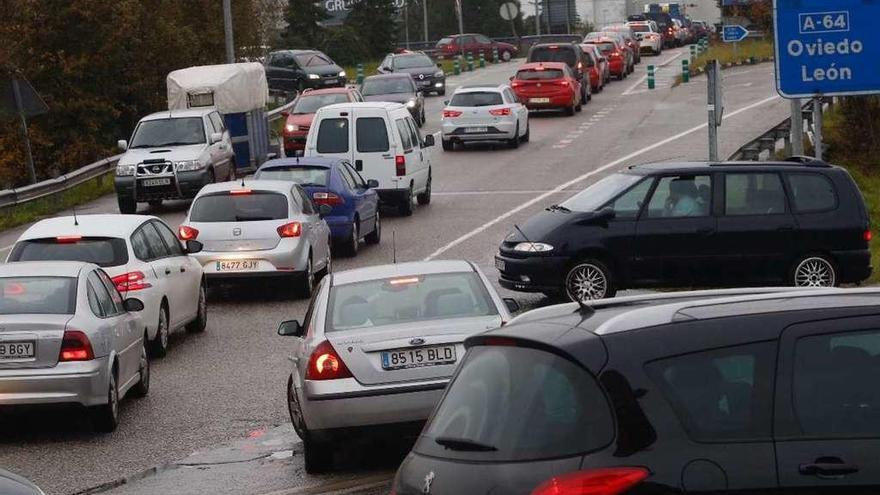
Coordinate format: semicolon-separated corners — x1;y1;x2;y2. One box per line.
784;155;830;166
707;158;831;168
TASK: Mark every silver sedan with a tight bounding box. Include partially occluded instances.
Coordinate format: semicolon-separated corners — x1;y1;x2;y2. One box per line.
0;261;149;432
277;260;519;473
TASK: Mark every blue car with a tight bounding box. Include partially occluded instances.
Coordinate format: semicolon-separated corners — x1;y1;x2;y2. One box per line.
254;157;380;256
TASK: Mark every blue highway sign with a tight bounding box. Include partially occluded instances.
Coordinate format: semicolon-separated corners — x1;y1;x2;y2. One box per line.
774;0;880;98
722;25;749;43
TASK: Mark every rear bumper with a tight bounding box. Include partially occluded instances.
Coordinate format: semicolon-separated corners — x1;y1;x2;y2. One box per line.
442;120;517;141
115;168;214;202
376;188;410;204
833;249;873;283
326;215;355;240
0;357;110;407
193;241;308;279
608;59;626;75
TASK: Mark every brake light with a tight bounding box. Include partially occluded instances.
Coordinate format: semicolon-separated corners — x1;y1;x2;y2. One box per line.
489;108;511;116
531;467;649;495
577;61;583;70
312;192;344;206
277;222;302;238
230;188;252;195
558;80;570;86
443;109;463;118
865;230;872;242
56;235;82;243
111;271;152;292
395;155;406;176
59;330;95;362
306;340;353;380
178;225;199;240
511;81;522;88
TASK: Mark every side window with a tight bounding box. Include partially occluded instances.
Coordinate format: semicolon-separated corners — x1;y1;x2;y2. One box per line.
205;115;218;134
724;173;786;216
406;118;421;148
338;166;357;190
87;279;104;318
97;270;125;314
153;221;184;256
646;342;776;441
88;271;117;318
210;112;225;133
141;222;170;259
645;175;712;218
356;117;390;152
604;178;654;219
344;163;367;188
316;118;349;154
787;173;837;213
297;187;316;215
396;119;413;151
476;35;491;44
793;329;880;437
131;229;152;261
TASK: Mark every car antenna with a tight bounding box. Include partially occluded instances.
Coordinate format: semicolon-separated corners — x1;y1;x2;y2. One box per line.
241;175;246;187
72;205;79;226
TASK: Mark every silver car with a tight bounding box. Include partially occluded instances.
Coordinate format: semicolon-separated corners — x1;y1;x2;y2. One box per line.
440;85;529;151
0;261;150;432
180;180;332;298
278;260;519;473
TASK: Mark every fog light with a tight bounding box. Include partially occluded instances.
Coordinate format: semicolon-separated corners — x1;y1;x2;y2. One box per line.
520;275;531;282
435;82;443;87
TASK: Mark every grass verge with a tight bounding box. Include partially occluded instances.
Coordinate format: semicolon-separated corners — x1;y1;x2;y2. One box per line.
674;38;775;86
0;174;115;231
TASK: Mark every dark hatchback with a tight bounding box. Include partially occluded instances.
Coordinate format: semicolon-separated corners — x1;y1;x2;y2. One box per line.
378;52;447;96
393;288;880;494
495;160;872;302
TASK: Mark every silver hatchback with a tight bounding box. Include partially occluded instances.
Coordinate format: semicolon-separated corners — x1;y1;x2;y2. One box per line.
278;260;518;473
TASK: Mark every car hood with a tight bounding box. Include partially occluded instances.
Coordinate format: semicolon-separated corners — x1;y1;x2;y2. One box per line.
504;208;579;243
118;144;207;166
286;113;316;127
396;67;440;78
304;65;343;77
362;93;416;104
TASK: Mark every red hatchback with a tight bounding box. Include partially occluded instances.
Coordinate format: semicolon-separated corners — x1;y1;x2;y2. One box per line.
585;38;627;80
281;87;362;154
511;62;582;116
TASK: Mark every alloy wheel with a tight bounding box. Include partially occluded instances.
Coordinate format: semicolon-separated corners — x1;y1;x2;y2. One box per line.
794;257;836;287
565;263;608;301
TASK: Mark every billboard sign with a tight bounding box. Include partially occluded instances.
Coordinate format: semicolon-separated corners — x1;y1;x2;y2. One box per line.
322;0;406;26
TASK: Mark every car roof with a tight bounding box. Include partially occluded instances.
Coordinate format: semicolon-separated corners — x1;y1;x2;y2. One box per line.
0;260;92;278
301;87;354;95
455;85;505;93
257;157;344;170
197;180;296;195
365;73;413;80
332;260;476;286
319;101;405;112
271;49;321;55
141;108;213;121
519;62;568;70
18;214;157;240
628;159;838;174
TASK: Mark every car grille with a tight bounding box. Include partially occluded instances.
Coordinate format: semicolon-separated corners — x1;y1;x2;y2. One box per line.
137;160;173;176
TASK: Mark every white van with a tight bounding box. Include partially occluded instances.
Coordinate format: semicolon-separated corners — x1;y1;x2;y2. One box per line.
304;102;434;216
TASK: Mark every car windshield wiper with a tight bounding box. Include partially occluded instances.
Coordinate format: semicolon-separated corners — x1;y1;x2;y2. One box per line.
295;182;325;187
547;204;571;212
155;141;201;147
435;437;498;452
235;215;274;221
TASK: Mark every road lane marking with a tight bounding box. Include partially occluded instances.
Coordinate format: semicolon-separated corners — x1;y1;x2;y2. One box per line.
434;189;578;196
622;50;686;96
424;94;780;261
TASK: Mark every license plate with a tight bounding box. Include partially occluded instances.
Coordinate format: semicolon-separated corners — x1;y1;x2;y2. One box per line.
530;97;550;104
324;78;338;85
418;80;431;86
495;258;506;271
465;127;488;133
141;178;171;187
381;345;456;370
215;260;259;271
0;341;35;360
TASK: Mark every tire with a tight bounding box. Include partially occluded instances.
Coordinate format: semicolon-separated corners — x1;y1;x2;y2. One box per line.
185;283;207;333
420;108;426;126
508;124;520;149
417;175;432;205
399;189;414;216
303;437;334;474
565;105;575;116
287;376;307;440
118;196;136;214
575;100;582;113
90;369;119;433
342;219;359;257
564;259;617;302
227;163;236;181
148;305;169;358
791;255;838;287
438;88;446;96
365;211;381;244
206;168;216;185
297;256;315;298
521;121;530;143
442;139;454;151
132;338;151;398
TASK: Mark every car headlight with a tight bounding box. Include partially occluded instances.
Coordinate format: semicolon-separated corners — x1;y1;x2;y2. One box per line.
338;70;346;78
116;163;135;176
513;242;554;253
175;160;206;171
406;99;417;108
285;123;299;132
308;73;320;80
434;70;444;77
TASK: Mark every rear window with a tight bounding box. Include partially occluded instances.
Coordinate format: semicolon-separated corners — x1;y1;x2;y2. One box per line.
190;192;289;222
417;345;613;461
9;237;129;267
327;272;498;332
529;47;577;67
516;69;564;80
590;42;616;52
316;118;349;154
254;166;330;186
356;117;390;152
293;93;351;114
629;25;651;32
0;277;77;315
787;173;837;213
450;92;504;107
437;37;454;46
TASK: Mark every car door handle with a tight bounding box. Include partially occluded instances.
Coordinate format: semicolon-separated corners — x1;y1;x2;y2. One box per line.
165;267;171;275
799;458;859;478
696;227;715;236
777;224;795;231
180;266;186;273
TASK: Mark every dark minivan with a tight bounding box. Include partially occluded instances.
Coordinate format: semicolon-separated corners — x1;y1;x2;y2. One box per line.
265;50;346;94
526;43;591;106
495;159;872;302
393;288;880;494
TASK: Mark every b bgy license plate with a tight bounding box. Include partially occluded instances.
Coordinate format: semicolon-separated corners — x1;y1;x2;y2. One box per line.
0;341;35;360
323;78;338;85
381;345;456;370
215;260;259;271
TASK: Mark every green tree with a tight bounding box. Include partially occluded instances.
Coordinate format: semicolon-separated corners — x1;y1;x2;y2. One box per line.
346;0;398;58
282;0;328;48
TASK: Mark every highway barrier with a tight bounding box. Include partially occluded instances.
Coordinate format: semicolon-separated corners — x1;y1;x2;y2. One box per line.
648;65;655;89
682;59;690;83
356;64;364;85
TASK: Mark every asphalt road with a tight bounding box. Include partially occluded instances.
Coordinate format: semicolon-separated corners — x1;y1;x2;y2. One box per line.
0;50;791;495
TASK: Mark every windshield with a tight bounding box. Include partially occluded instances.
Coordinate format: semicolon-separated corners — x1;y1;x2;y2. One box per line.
560;173;643;212
450;92;503;107
327;272;498;332
529;47;576;67
417;345;613;461
0;277;77;315
190;192;289;222
254;166;329;186
9;237;129;267
361;78;414;96
294;52;332;67
130;118;205;148
293;94;350;114
393;54;434;69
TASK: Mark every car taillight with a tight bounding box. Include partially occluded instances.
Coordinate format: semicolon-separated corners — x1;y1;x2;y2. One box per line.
395;155;406;176
511;81;522;88
111;271;151;292
443;109;463;118
277;222;302;238
530;467;649;495
865;229;872;242
577;61;583;70
59;330;95;362
229;188;252;195
489;108;511;116
312;192;344;206
306;340;353;380
178;225;199;240
558;80;570;86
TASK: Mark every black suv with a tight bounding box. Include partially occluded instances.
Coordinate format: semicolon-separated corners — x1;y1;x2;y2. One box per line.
377;51;446;96
495;160;872;302
526;43;591;105
393;288;880;494
265;50;346;94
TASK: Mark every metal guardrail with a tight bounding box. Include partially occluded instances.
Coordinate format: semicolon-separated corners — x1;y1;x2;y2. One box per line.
728;99;831;161
0;154;122;209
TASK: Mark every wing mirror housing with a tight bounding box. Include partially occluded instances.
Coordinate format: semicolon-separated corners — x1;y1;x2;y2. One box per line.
280;111;290;119
123;298;145;312
117;140;128;151
367;179;379;188
185;240;203;254
210;132;223;144
503;298;521;314
423;134;435;147
278;320;304;337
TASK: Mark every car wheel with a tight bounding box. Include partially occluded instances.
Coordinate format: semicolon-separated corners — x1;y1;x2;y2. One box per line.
575;100;582;112
417;174;432;205
521;121;530;143
90;369;119;433
508;124;520;149
564;259;617;302
501;50;512;62
343;219;359;257
185;283;208;333
442;139;454;151
365;211;381;244
118;196;137;214
421;108;426;126
227;163;236;181
148;305;169;358
287;376;307;440
565;104;576;116
399;188;414;216
297;256;314;298
303;437;334;474
132;337;151;398
206;168;216;185
791;255;838;287
438;87;446;96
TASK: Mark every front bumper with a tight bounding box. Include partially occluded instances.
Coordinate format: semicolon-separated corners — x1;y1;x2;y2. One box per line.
495;253;569;293
192;241;308;280
283;132;308;152
115;168;214;202
304;76;347;90
442;120;516;141
0;357;110;407
415;76;446;92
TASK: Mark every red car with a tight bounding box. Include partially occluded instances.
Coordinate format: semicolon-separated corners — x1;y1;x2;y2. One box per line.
436;33;518;61
511;62;582;116
580;44;608;93
585;38;628;80
281;87;362;155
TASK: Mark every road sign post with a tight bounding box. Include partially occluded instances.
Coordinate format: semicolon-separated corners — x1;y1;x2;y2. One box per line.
454;58;460;75
813;98;824;160
479;51;485;68
790;98;804;156
690;44;696;60
707;60;724;161
467;53;474;71
493;47;499;63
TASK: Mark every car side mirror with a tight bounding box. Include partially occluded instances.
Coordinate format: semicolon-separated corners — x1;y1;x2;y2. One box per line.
437;62;443;68
596;206;617;222
367;179;379;188
117;140;128;151
503;298;521;313
423;134;435;147
123;298;144;312
185;240;203;254
210;132;223;144
318;204;333;217
278;320;304;337
281;111;290;119
509;75;514;81
443;100;450;106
